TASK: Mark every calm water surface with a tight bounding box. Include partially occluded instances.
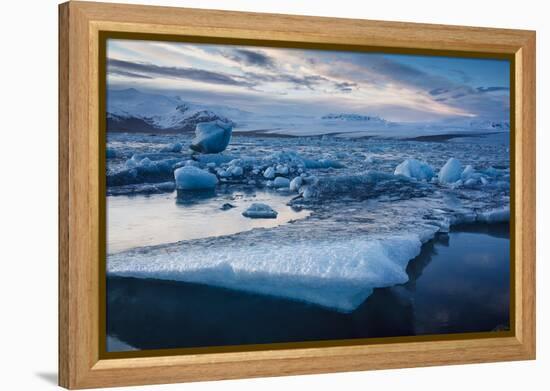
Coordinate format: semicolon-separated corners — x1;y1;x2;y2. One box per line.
107;189;310;253
106;223;510;351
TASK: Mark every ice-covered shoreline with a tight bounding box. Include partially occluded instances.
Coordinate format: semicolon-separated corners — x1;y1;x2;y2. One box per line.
106;131;510;312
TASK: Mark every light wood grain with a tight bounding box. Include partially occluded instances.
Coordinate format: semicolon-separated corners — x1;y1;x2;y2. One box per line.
59;1;536;388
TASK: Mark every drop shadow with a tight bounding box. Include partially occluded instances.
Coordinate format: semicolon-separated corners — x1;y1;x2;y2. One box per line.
35;372;57;385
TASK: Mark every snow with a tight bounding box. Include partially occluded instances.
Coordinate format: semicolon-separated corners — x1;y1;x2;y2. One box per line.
438;158;463;184
108;233;423;312
174;166;218;191
190;120;233;154
242;203;278;219
394;159;434;181
273;177;290;188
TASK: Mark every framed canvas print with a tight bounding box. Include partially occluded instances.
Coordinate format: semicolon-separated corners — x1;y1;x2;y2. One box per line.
58;1;536;389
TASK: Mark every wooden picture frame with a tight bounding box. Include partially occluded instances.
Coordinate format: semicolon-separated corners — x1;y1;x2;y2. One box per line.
59;1;536;388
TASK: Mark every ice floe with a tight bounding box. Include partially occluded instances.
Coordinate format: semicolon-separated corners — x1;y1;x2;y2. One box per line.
108;233;424;312
174;166;218;191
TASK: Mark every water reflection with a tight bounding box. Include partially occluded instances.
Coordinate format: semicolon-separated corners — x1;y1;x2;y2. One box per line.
107;188;310;253
106;223;510;351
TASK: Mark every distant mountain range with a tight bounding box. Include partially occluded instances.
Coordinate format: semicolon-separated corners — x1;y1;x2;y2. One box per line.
106;88;510;135
107;88;247;133
321;113;388;123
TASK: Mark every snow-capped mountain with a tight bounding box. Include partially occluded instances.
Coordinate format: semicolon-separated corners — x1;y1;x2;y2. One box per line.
106;88;249;133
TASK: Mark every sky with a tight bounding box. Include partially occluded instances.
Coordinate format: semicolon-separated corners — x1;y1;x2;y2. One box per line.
107;39;510;122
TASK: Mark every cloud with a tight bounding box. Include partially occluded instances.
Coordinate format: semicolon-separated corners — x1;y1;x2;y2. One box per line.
224;49;275;68
106;40;509;121
334;81;358;92
107;58;254;87
429;88;450;96
108;69;153;79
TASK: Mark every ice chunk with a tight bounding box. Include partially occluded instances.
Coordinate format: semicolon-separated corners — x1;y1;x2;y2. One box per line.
217;169;231;178
242;203;278;219
273;177;290;188
263;166;276;179
160;142;183;153
108;158;183;186
477;207;510;223
438;158;463;184
275;164;289;175
107;234;423;312
394;159;434;181
303;158;344;169
174;166;218;191
461;165;476;180
190;120;232;154
289;176;303;192
296;171;429;202
230;166;243;177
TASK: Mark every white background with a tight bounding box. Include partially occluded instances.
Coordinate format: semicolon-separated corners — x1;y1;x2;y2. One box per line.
0;0;547;389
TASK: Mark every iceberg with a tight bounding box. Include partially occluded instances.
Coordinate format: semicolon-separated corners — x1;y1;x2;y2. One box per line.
107;234;423;312
394;159;434;181
438;158;463;184
190;120;232;154
174;166;218;191
242;203;278;219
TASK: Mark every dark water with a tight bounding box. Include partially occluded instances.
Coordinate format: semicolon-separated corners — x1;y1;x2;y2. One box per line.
106;223;510;352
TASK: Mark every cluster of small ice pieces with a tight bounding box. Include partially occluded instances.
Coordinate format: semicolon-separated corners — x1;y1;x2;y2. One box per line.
393;157;498;189
107;131;510;311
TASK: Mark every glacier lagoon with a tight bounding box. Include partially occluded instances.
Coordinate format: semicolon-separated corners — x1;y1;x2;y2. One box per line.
106;130;510;350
